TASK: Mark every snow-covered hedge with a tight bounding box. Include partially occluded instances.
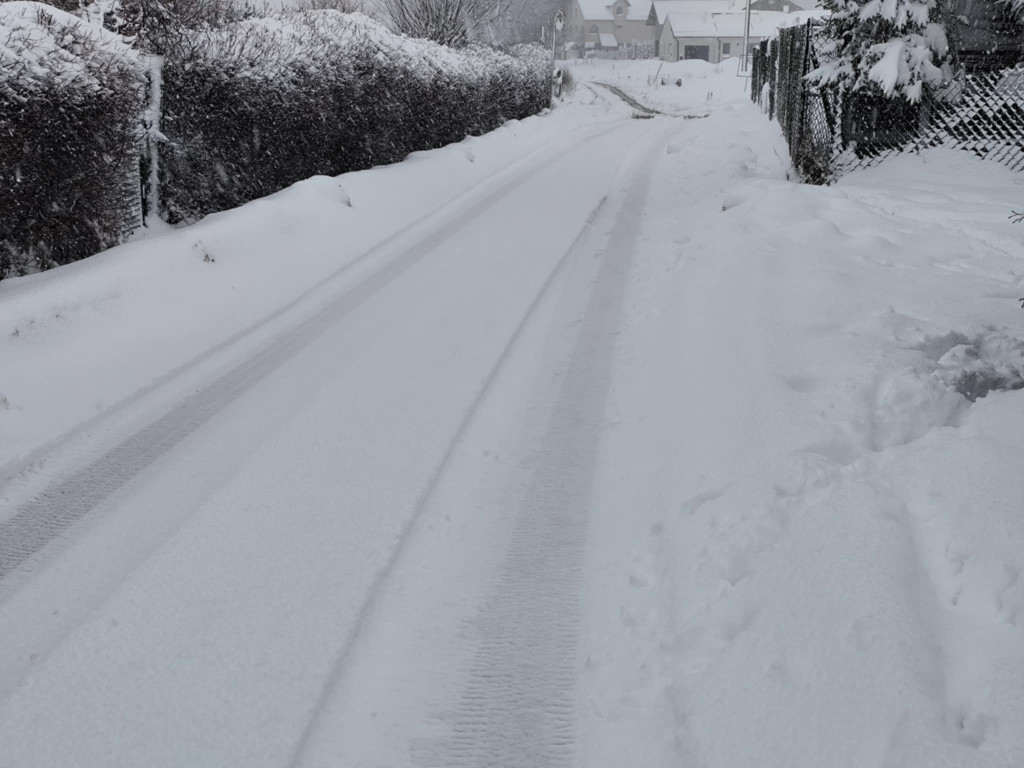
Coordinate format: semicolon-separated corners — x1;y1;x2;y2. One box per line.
159;12;551;223
0;2;146;277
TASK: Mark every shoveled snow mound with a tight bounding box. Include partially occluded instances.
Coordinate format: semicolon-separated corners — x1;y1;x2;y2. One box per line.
577;102;1024;768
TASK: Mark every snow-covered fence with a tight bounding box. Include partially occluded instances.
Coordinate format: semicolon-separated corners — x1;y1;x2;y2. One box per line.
753;21;1024;182
157;12;552;224
750;22;837;183
615;40;656;60
0;2;147;278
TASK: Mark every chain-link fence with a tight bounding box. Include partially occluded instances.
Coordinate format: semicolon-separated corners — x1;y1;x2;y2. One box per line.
751;21;1024;183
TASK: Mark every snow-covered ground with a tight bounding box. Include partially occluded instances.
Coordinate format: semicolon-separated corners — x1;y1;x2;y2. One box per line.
567;56;746;112
2;57;1024;768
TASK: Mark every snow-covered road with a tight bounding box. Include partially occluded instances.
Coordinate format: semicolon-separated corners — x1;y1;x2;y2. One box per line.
0;94;678;767
4;60;1024;768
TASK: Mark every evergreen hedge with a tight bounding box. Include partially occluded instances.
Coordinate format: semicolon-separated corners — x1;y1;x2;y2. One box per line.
0;5;552;277
0;2;146;278
159;12;552;223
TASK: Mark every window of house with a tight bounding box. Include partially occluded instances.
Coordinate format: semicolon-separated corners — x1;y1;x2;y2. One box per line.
590;24;598;32
722;42;731;54
615;6;624;14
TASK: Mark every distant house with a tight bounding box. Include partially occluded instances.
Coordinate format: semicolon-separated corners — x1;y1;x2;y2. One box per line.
656;7;824;63
561;0;659;52
647;0;740;56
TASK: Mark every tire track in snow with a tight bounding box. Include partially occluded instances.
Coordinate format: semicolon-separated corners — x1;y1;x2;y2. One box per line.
592;81;709;120
594;81;664;115
284;190;614;768
424;122;671;768
0;122;628;586
286;124;676;768
0;118;626;501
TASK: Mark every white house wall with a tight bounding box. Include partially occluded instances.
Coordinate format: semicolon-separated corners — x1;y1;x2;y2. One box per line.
659;20;676;61
660;31;763;63
615;18;656;44
716;35;761;61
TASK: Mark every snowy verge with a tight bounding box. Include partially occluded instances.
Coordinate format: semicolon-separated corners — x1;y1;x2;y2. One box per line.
578;98;1024;768
0;103;618;493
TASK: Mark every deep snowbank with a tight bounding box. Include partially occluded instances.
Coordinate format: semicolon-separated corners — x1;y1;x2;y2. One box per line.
571;72;1024;765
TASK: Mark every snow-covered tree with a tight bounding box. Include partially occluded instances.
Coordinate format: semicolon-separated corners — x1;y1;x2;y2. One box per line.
809;0;952;101
1002;0;1024;22
102;0;259;52
486;0;562;44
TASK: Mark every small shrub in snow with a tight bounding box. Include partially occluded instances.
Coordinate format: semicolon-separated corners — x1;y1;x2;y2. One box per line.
616;40;655;60
0;2;146;277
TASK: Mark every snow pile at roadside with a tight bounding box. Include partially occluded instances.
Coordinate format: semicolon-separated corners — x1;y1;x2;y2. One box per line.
579;98;1024;766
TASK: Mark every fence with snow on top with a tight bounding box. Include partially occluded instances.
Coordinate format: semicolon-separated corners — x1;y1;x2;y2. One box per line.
751;20;1024;184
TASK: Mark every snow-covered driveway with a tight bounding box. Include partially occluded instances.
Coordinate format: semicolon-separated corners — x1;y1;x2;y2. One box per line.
3;61;1024;768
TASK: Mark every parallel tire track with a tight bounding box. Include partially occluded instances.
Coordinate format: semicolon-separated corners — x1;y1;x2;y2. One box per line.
420;124;670;768
0;121;628;585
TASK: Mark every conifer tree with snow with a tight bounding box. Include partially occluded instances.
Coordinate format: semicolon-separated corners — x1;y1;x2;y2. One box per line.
811;0;952;101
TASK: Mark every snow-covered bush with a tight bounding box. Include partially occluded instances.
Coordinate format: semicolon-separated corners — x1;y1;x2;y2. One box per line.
809;0;951;101
616;40;656;60
159;11;551;223
0;2;146;277
100;0;261;54
379;0;491;47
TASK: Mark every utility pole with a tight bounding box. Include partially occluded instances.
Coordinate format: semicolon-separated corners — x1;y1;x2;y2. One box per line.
552;9;564;63
739;0;753;75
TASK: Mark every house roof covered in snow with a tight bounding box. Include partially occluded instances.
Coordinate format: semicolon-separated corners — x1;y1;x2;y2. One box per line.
598;31;619;46
649;0;817;25
649;0;742;25
664;8;827;38
576;0;651;22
